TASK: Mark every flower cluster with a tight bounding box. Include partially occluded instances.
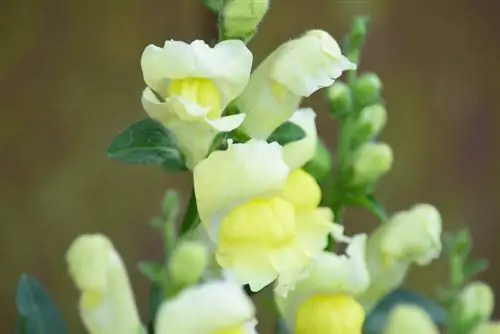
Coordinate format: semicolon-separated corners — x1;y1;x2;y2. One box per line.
14;2;485;334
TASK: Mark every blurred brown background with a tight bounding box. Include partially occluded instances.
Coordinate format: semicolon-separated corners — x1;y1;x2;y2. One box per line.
1;0;499;332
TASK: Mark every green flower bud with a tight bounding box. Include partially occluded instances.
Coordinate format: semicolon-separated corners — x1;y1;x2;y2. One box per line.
357;104;387;137
168;240;208;287
459;281;494;324
354;72;382;107
303;139;332;181
222;0;270;41
384;305;439;334
326;81;352;117
351;142;393;185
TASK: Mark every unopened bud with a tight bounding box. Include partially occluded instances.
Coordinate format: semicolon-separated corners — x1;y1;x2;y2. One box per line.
168;240;208;286
473;322;500;334
351;142;393;185
354;72;382;107
459;282;494;324
303;139;332;181
384;305;439;334
222;0;270;41
355;104;387;142
326;81;352;117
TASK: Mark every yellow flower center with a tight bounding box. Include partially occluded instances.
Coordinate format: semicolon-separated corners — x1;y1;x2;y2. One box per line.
215;324;249;334
218;197;296;249
279;169;321;210
80;290;104;310
167;78;222;119
295;294;366;334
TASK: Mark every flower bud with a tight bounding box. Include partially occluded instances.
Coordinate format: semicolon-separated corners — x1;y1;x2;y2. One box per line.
459;282;494;324
168;240;209;287
303;139;332;181
473;322;500;334
222;0;270;41
354;104;387;143
383;305;439;334
326;81;352;117
354;72;382;106
66;234;143;334
350;142;393;185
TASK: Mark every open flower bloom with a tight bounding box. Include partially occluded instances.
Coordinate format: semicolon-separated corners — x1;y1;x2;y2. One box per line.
275;230;370;334
66;234;143;334
282;108;318;170
155;280;257;334
237;30;355;139
359;204;443;308
141;39;253;168
193;140;335;294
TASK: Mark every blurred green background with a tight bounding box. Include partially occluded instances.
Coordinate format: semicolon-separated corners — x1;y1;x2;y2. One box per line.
1;0;499;332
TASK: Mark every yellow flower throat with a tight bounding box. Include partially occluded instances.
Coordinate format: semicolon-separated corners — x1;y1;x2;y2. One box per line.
167;78;222;119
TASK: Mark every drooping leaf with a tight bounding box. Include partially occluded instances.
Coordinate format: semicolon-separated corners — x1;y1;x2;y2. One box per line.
267;122;306;146
107;118;187;172
15;274;68;334
344;193;387;222
364;289;447;334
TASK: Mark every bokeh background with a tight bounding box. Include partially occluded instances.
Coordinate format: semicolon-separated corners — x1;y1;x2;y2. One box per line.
1;0;499;332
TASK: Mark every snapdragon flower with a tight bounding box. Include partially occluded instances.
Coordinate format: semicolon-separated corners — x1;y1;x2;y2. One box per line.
275;229;370;334
66;234;143;334
237;30;355;139
155;280;257;334
360;204;443;308
193;140;335;294
141;39;252;168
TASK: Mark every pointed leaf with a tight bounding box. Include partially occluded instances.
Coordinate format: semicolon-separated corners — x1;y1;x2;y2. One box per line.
107;118;187;172
344;193;387;222
267;122;306;146
15;274;68;334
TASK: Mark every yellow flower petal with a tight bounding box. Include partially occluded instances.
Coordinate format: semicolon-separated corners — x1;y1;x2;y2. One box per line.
279;168;321;210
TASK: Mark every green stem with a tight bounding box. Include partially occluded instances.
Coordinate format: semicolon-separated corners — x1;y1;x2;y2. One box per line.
179;188;199;235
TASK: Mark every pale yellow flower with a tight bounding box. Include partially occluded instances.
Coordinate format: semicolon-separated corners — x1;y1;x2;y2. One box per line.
237;30;355;139
383;305;439;334
282;108;318;170
360;204;442;308
473;322;500;334
66;234;143;334
141;39;252;168
275;230;370;334
193;140;334;294
155;280;257;334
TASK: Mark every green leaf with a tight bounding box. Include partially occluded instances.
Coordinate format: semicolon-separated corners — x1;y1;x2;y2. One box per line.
107;118;187;172
463;259;488;280
147;283;164;334
202;0;225;12
267;122;306;146
15;274;68;334
344;193;387;222
138;261;164;282
364;289;447;334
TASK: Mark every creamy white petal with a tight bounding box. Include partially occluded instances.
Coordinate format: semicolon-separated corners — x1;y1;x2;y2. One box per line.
193;140;290;231
206;113;246;132
283;108;318;169
276;234;370;330
167;120;218;169
155;280;255;334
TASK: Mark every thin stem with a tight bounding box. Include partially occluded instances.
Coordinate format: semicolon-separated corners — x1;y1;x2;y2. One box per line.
179;188;199;235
